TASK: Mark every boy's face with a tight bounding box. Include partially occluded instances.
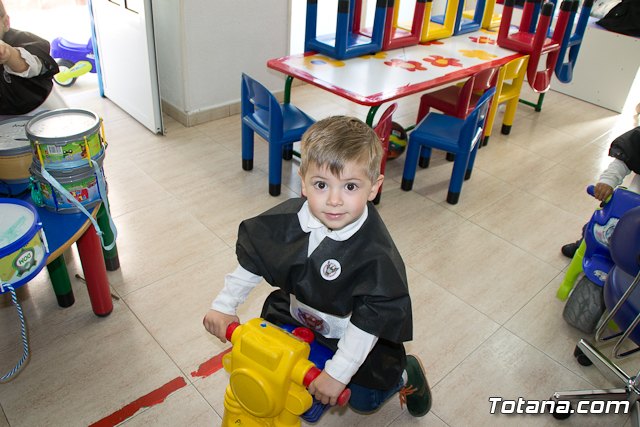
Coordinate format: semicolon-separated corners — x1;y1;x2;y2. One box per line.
300;160;383;231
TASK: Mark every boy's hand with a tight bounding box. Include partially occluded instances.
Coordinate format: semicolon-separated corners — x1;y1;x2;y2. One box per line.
594;183;613;201
0;41;12;64
202;309;239;343
307;370;347;406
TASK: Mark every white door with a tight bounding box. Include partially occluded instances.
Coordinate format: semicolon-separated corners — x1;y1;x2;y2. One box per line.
91;0;163;134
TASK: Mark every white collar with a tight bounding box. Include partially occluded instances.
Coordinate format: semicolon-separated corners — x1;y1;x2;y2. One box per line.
297;200;368;242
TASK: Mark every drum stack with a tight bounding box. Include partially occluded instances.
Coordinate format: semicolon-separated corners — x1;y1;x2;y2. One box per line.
26;108;108;214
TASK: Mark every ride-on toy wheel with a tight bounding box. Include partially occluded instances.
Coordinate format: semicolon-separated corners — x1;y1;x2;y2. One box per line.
54;59;77;87
573;345;593;366
562;276;605;333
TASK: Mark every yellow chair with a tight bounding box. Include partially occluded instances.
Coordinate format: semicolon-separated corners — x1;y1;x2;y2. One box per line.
420;0;459;42
463;0;501;30
483;55;529;145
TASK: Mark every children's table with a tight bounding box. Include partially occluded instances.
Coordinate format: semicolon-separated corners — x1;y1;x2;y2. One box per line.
35;200;114;316
268;29;523;125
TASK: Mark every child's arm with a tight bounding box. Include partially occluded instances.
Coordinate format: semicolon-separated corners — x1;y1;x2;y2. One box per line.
203;265;262;343
309;322;378;405
595;158;631;201
0;40;41;76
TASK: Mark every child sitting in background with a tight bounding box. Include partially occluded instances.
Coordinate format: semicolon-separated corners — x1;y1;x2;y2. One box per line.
0;0;59;115
203;115;432;417
562;126;640;258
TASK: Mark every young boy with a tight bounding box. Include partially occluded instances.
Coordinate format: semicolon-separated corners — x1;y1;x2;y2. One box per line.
0;0;59;115
562;126;640;258
203;116;432;417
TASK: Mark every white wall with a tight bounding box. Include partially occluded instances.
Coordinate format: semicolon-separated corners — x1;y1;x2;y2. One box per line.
152;0;185;111
153;0;291;123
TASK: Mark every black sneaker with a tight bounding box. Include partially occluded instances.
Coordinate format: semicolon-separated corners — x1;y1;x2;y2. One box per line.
399;355;432;417
561;239;582;259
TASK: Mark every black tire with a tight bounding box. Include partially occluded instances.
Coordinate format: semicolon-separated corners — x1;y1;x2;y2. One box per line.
54;59;77;87
573;345;593;366
562;276;605;333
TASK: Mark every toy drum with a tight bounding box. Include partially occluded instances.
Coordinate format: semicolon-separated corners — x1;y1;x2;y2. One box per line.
30;150;107;213
25;108;105;170
0;198;49;293
0;117;32;195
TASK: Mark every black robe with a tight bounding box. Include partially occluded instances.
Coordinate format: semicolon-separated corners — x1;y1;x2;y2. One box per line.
609;126;640;175
0;29;59;115
236;197;412;390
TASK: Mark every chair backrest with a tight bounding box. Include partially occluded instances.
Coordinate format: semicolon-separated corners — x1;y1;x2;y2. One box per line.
374;103;398;172
498;55;529;100
460;87;495;149
454;66;499;117
610;206;640;277
241;73;283;139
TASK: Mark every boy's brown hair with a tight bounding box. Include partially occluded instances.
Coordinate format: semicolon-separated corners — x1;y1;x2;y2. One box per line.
299;116;382;183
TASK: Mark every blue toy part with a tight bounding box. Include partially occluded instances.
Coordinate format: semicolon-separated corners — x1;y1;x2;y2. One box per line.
50;37;97;71
280;324;336;423
582;185;640;287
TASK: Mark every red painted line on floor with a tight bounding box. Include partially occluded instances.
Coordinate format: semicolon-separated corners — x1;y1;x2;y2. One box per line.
190;347;232;378
89;376;187;427
89;348;231;427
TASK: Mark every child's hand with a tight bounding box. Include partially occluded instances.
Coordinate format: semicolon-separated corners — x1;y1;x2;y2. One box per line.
307;370;347;406
202;309;239;343
0;41;11;64
594;183;613;201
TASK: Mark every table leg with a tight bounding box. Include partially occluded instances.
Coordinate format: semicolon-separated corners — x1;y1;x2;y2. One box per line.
77;224;113;317
366;106;381;127
97;203;120;271
46;255;75;308
518;92;545;112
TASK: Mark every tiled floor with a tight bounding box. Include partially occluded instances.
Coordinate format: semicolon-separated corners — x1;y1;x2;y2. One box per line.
1;71;640;427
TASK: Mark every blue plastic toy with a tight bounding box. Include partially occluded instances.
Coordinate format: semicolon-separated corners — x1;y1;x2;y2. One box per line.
557;185;640;333
50;37;97;87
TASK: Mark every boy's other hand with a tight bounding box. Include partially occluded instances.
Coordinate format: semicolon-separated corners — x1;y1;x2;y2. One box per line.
202;309;239;343
307;370;347;406
594;183;613;201
0;40;11;64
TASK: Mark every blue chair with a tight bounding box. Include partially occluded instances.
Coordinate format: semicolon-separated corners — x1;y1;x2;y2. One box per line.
305;0;387;60
401;88;495;205
241;73;315;197
550;206;640;424
554;0;594;83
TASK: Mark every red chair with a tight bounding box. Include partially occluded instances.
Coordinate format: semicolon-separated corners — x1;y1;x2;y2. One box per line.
416;66;499;123
372;103;398;204
381;0;427;50
497;0;573;93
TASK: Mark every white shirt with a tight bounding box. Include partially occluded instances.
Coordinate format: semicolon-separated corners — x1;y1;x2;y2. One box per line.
211;201;378;385
599;158;640;193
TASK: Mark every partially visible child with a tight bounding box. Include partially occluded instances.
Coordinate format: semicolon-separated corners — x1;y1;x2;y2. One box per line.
561;126;640;258
203;116;432;417
0;0;59;115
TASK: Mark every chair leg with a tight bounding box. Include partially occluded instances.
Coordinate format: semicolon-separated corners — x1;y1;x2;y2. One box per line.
465;144;480;180
241;123;254;171
283;143;293;161
447;153;469;204
268;143;283;197
401;139;422;191
502;97;520;135
418;147;432;168
446;153;456;162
